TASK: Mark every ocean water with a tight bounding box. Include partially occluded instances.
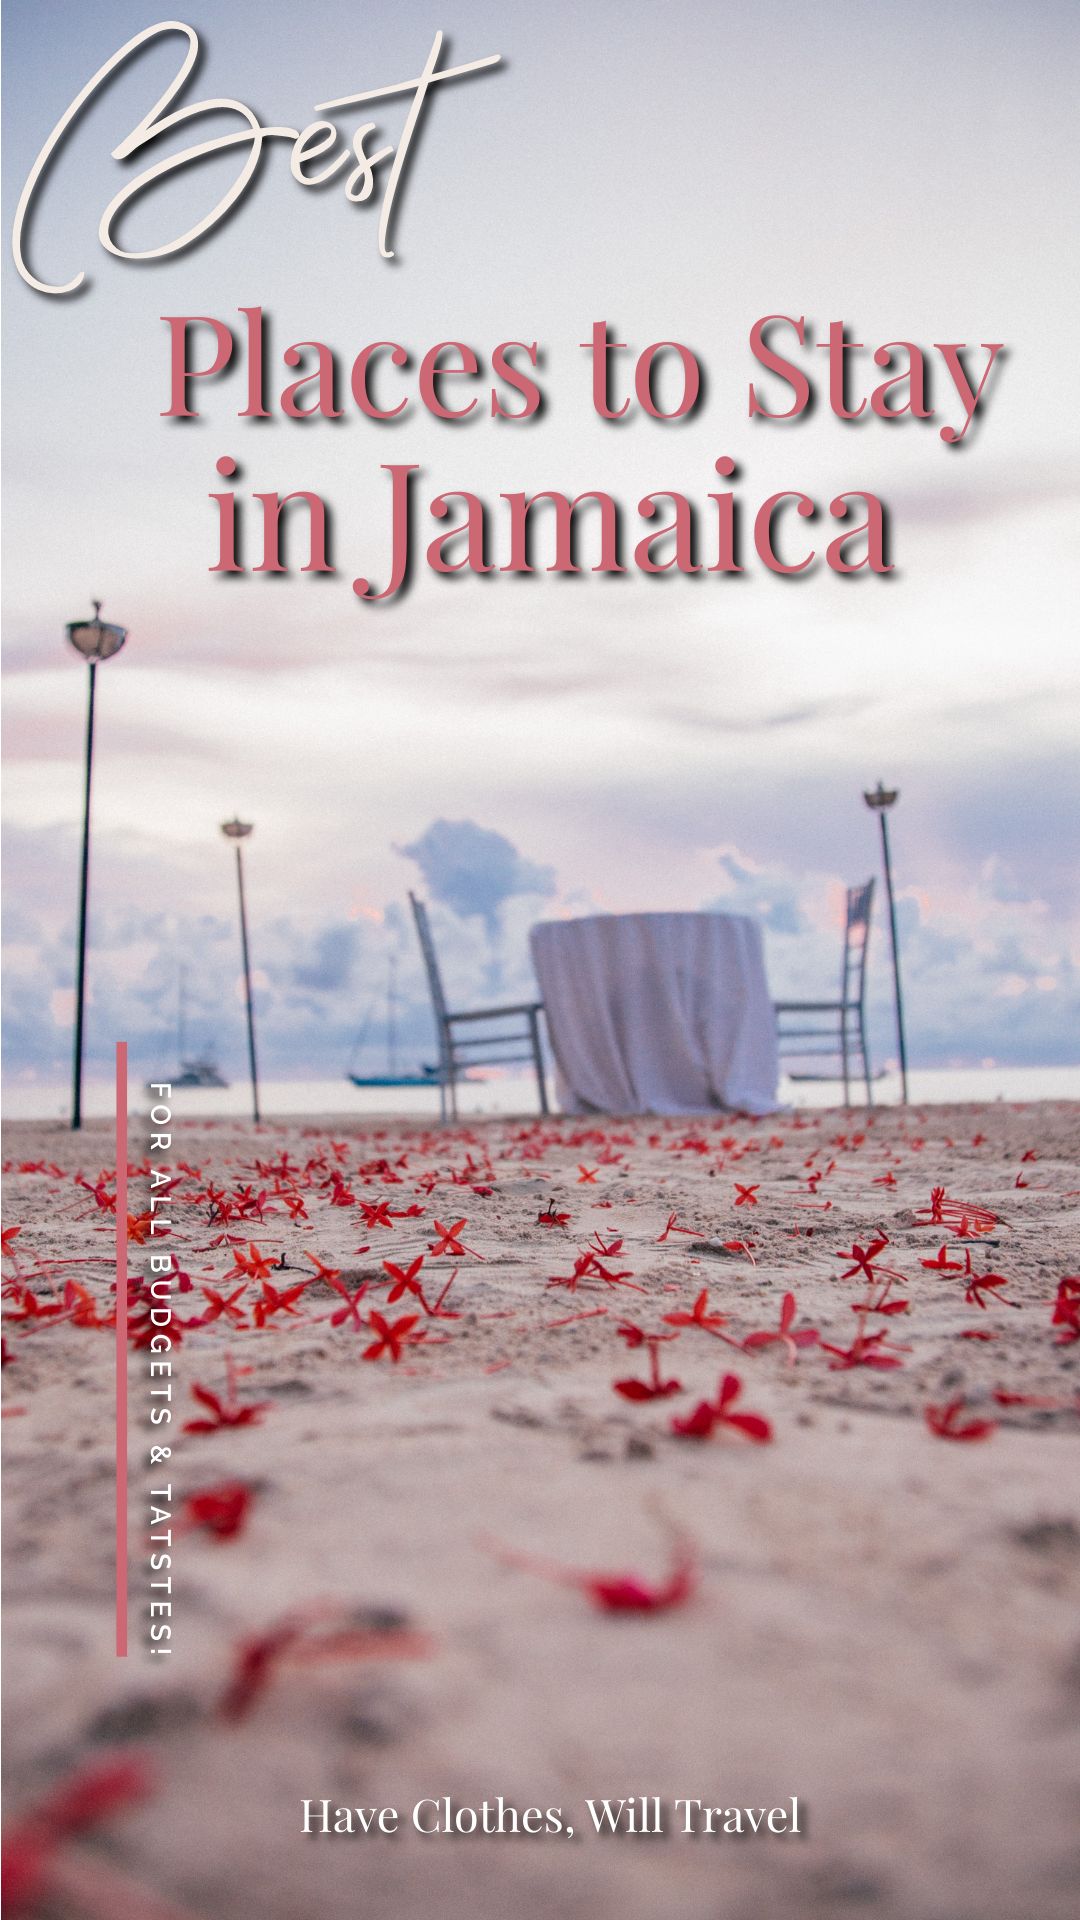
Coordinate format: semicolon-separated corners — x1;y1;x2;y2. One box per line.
3;1064;1078;1124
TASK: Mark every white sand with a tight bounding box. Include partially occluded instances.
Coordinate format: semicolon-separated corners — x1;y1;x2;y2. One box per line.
3;1100;1079;1919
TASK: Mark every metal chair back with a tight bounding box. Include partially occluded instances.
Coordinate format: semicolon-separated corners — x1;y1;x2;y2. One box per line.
841;879;874;1011
408;893;456;1100
408;892;450;1023
773;878;876;1104
407;890;548;1121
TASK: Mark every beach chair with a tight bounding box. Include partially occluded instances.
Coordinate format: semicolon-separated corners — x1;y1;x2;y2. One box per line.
408;892;549;1122
773;880;875;1106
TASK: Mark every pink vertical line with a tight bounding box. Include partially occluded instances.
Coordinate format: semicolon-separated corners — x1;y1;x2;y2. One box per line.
115;1041;129;1657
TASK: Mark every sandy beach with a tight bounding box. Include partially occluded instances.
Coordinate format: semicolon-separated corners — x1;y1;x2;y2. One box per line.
3;1098;1079;1920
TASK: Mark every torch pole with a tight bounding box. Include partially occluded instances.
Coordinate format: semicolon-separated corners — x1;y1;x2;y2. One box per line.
234;844;261;1125
71;661;97;1131
877;807;909;1105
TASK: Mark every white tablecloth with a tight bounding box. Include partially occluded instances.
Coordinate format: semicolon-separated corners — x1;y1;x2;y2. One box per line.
530;912;778;1116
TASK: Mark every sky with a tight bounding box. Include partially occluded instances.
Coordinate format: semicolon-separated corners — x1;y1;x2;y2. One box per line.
2;0;1078;1090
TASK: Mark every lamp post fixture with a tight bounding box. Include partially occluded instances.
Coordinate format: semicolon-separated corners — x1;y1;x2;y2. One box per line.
65;601;128;1130
221;818;261;1124
863;781;909;1105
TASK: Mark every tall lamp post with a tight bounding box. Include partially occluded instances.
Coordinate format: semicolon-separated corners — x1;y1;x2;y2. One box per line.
65;601;128;1130
221;818;261;1123
863;782;909;1105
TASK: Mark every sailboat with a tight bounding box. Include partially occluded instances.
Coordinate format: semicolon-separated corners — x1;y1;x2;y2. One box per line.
346;956;447;1090
153;965;229;1091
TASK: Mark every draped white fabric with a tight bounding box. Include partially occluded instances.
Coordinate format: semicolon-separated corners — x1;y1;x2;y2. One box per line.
530;912;779;1116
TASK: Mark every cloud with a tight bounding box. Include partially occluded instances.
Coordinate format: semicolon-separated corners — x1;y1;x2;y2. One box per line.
398;818;555;935
884;462;1080;530
710;847;809;936
289;924;359;993
658;696;873;739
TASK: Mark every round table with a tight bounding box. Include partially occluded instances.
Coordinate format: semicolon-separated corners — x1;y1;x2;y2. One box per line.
530;911;778;1116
